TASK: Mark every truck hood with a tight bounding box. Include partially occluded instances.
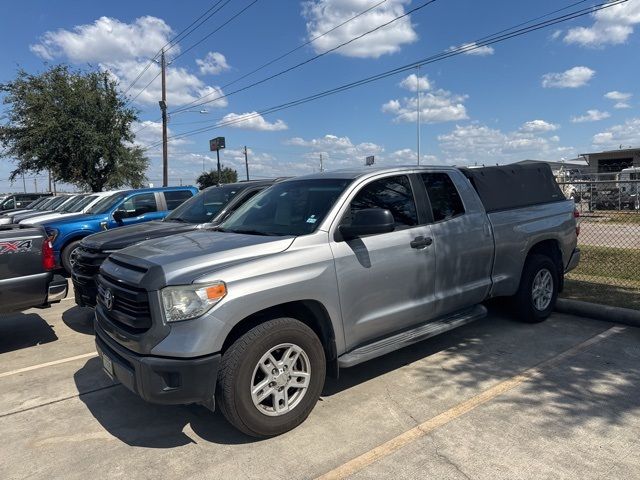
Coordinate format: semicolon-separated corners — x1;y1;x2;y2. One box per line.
106;230;295;289
82;220;198;251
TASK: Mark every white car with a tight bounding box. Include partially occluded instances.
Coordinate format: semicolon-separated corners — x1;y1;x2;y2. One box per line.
21;191;122;225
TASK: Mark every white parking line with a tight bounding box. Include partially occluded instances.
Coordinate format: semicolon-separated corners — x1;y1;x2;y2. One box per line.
0;352;98;379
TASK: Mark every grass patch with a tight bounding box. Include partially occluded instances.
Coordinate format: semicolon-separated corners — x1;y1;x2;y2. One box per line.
568;244;640;283
561;279;640;311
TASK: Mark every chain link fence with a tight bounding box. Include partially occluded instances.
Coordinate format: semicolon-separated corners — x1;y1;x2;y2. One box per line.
556;166;640;310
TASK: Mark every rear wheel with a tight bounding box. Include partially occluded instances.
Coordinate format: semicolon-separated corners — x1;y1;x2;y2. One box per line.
513;254;559;323
216;317;326;437
61;240;82;274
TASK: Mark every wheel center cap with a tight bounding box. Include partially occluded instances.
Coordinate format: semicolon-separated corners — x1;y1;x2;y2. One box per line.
274;371;289;388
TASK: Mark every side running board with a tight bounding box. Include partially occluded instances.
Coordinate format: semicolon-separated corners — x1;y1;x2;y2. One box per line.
338;304;487;368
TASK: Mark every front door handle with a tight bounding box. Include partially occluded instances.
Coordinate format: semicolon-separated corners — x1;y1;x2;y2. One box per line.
410;236;433;249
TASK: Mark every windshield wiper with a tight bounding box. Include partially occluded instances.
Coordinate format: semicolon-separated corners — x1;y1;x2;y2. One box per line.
166;217;188;223
224;228;279;236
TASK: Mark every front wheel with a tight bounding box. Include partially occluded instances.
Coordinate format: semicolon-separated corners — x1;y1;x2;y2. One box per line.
512;254;559;323
61;240;82;274
216;317;326;437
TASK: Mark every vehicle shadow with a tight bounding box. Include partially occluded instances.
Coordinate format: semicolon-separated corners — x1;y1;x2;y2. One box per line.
73;310;640;448
0;312;58;354
62;306;95;335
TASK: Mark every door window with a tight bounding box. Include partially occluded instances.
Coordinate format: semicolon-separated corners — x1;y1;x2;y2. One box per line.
116;193;158;218
347;175;417;229
421;173;465;222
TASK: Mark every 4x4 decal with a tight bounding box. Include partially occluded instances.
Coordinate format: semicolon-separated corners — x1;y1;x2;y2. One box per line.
0;239;33;254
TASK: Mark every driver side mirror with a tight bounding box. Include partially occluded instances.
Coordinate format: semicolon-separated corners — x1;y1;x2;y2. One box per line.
339;208;395;240
113;209;125;224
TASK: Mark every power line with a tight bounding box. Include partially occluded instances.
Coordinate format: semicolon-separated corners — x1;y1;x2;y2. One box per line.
134;0;392;133
147;0;625;149
173;0;390;114
170;0;437;115
171;0;261;63
127;0;259;114
122;0;229;96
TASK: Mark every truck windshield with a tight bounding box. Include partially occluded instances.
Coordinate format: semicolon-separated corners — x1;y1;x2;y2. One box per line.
55;196;84;212
219;179;352;236
164;185;241;224
87;193;127;214
67;195;97;213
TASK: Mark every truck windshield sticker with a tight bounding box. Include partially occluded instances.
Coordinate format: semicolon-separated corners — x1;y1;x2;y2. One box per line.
0;239;33;254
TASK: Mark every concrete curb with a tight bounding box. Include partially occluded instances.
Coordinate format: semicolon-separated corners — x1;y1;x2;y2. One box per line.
556;298;640;328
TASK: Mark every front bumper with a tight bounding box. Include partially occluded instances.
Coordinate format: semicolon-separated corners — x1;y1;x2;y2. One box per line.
565;248;581;273
94;323;220;407
72;272;98;308
47;275;68;303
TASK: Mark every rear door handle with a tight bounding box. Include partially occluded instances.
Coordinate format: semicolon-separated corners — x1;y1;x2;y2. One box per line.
410;236;433;249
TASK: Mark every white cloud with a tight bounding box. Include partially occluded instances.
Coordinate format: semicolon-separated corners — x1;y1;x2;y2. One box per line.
132;120;189;152
614;102;631;109
605;90;632;101
571;109;611;123
438;123;575;164
447;42;494;56
564;1;640;47
301;0;418;58
550;29;563;40
399;73;431;92
219;112;288;131
541;66;595;88
382;79;469;124
196;52;230;75
592;118;640;148
30;16;228;108
520;120;559;133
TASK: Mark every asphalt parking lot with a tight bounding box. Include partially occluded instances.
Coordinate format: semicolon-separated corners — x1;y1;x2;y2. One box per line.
1;289;639;480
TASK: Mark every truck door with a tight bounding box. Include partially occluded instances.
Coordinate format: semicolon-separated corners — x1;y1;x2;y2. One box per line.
419;171;493;317
111;192;163;227
330;174;437;350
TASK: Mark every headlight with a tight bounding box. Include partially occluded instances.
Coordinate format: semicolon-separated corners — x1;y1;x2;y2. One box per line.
161;281;227;322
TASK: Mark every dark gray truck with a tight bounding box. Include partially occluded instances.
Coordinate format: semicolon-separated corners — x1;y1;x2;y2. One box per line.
0;224;67;313
72;180;277;308
93;164;580;437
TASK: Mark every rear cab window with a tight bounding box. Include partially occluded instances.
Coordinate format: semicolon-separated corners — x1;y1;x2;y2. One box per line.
345;175;418;230
421;172;465;222
164;190;194;210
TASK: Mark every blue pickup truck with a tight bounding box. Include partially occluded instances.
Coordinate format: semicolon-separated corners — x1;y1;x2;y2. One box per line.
43;186;197;272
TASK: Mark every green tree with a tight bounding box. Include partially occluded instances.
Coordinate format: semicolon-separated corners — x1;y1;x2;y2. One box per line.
0;65;148;192
197;165;238;189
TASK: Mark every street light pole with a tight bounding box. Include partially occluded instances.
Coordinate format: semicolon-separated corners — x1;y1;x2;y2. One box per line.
244;146;250;181
416;65;421;166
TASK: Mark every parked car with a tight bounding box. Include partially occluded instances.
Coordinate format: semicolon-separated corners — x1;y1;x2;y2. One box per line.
43;186;198;273
72;180;277;308
0;224;67;313
0;196;57;223
93;164;579;437
11;195;84;224
0;193;52;212
0;195;74;225
21;191;122;225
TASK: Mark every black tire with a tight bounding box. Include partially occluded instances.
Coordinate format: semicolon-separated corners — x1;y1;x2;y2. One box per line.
61;240;82;274
513;254;559;323
216;317;326;437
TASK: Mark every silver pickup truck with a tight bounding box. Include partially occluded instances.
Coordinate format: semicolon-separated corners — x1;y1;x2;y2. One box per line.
93;164;579;437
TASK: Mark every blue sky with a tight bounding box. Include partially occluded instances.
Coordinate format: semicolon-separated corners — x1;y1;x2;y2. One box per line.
1;0;639;191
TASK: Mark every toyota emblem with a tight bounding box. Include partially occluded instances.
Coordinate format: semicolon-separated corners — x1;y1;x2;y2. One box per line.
104;289;115;311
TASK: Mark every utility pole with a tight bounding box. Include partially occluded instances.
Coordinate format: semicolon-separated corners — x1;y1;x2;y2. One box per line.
244;146;250;181
320;153;324;172
22;173;26;193
48;170;52;193
34;177;37;193
416;65;421;166
159;49;169;187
